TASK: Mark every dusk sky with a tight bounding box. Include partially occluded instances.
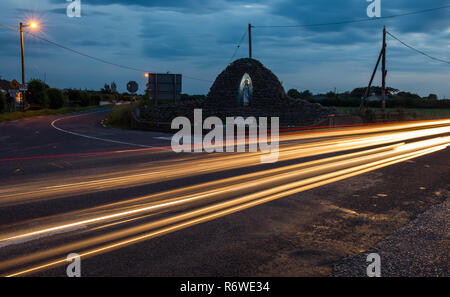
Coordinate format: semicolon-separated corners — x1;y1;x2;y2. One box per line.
1;0;449;97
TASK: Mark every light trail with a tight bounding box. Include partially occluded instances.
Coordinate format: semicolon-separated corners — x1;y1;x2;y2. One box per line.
4;143;447;277
1;131;449;276
1;120;449;207
0;143;405;242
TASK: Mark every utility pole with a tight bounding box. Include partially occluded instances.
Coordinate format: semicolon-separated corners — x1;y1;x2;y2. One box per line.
361;43;384;108
248;23;252;59
16;21;37;111
381;26;386;112
19;22;26;111
20;22;25;85
361;26;388;111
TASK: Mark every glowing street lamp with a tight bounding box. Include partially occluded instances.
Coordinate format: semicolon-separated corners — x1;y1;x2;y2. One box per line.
19;21;39;84
18;20;38;111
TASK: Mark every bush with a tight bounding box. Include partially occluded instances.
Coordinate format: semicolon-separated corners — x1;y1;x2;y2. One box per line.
46;88;65;109
79;91;91;107
66;89;81;105
105;104;131;128
287;89;302;99
27;79;49;107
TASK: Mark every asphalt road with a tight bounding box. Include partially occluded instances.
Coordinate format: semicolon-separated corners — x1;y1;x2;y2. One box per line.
0;109;448;277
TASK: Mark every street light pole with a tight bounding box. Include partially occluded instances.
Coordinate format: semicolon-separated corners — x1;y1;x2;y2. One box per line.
18;21;38;111
20;22;25;85
19;22;26;111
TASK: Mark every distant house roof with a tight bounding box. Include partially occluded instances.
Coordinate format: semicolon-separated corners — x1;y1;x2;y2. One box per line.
366;95;382;101
0;79;11;91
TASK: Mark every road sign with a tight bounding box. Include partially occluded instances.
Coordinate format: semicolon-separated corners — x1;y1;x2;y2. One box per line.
10;79;20;90
146;73;182;101
127;81;139;94
8;89;19;97
8;90;21;104
19;83;27;91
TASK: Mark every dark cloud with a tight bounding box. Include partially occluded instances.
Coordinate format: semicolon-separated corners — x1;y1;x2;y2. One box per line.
1;0;449;96
49;0;242;14
47;7;110;16
270;0;449;34
0;29;18;56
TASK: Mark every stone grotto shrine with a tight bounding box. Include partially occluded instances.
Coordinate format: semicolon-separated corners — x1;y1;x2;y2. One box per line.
132;58;338;130
203;58;337;126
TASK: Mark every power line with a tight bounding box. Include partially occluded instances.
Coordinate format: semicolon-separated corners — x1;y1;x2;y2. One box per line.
27;32;213;82
0;23;212;83
0;23;19;31
228;30;248;64
28;32;151;72
253;5;450;28
386;31;450;64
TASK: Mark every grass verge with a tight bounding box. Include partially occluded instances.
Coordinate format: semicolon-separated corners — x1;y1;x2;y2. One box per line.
0;105;112;123
336;107;450;122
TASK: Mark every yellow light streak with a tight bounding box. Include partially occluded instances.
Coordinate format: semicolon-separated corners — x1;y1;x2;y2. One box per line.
2;134;448;276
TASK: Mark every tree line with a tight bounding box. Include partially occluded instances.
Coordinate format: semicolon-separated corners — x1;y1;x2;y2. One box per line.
0;79;136;113
287;87;450;109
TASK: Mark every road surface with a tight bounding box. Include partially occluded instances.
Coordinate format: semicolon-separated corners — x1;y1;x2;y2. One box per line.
0;109;448;276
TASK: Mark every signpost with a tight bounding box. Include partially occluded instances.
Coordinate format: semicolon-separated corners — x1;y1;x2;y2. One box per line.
10;79;20;90
146;73;182;102
127;81;139;94
19;83;28;91
9;79;23;111
127;81;139;107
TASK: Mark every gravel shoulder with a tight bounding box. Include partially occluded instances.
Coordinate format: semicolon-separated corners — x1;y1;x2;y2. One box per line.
333;197;449;277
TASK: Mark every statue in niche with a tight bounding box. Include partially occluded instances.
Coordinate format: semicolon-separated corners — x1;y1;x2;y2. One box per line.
238;73;253;106
243;79;250;106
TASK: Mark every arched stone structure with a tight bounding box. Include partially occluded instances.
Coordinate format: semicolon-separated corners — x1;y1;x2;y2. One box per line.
206;58;287;108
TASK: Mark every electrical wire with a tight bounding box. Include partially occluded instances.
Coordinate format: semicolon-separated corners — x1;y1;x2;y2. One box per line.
0;23;19;31
253;5;450;28
27;32;151;72
0;23;212;83
387;31;450;64
228;30;248;64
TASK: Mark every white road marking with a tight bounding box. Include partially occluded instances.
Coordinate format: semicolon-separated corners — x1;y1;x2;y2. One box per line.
154;136;172;141
51;110;153;148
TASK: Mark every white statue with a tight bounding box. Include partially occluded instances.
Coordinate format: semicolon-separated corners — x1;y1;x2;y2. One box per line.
243;79;250;106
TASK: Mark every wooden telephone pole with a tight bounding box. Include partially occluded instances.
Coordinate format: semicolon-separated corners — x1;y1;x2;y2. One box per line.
361;26;387;111
381;26;387;111
248;23;252;59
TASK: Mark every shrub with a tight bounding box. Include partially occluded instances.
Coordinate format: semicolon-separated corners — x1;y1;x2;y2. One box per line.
105;104;131;129
66;89;81;106
92;94;102;105
287;89;302;99
46;88;65;109
79;91;91;107
27;79;49;107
